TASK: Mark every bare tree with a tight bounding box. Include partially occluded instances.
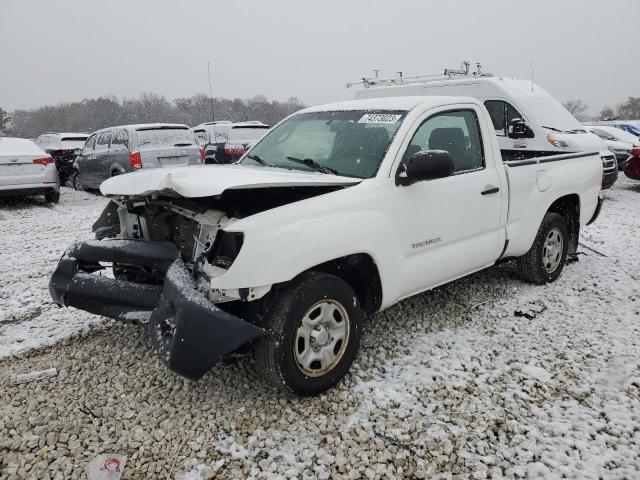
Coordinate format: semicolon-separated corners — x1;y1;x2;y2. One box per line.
0;108;11;135
6;93;305;138
562;100;589;121
617;97;640;120
599;106;615;121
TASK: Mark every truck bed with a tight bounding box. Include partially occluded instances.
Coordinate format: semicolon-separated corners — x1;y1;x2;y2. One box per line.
502;151;602;258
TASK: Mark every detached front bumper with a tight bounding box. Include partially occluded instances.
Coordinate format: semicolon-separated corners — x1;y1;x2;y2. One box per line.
49;239;266;380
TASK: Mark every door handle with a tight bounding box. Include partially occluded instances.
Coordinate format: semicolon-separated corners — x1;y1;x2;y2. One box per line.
481;185;500;195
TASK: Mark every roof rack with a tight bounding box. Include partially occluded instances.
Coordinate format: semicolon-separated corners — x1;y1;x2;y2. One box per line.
346;61;494;89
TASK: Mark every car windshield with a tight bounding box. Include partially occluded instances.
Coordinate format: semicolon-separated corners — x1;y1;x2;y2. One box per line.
136;128;196;148
241;110;406;178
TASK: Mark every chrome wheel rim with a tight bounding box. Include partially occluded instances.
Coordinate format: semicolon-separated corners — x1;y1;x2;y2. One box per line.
542;228;563;273
294;300;349;377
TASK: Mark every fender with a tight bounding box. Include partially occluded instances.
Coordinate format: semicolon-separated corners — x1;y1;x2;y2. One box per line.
211;179;405;309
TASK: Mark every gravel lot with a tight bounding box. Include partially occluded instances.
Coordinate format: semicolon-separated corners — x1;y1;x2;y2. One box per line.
1;180;639;479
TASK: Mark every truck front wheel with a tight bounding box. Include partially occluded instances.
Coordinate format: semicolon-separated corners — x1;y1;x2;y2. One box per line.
254;272;362;396
519;212;569;284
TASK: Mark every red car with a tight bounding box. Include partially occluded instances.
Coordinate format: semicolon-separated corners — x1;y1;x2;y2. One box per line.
624;148;640;181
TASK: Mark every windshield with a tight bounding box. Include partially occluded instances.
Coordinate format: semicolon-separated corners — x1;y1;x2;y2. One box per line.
241;110;406;178
136;128;196;148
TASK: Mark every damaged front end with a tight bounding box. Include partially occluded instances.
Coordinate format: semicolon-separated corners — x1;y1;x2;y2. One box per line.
49;197;267;380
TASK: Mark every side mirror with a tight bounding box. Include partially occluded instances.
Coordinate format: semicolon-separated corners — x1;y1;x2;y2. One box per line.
73;148;82;156
508;118;533;139
395;150;454;186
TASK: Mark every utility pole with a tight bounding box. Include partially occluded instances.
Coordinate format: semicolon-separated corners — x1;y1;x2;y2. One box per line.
208;62;215;122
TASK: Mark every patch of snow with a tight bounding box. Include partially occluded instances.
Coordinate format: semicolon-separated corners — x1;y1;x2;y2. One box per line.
0;188;109;358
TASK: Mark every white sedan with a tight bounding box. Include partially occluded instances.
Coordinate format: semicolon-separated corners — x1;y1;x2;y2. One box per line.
0;137;60;202
584;124;639;170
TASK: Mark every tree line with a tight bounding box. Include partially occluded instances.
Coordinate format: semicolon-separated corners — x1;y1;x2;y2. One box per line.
563;97;640;122
0;93;305;138
3;93;639;139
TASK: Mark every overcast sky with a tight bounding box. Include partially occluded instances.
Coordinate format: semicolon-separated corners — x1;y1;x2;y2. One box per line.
1;0;638;116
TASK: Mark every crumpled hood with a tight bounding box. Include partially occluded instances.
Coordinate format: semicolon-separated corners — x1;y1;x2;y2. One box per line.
100;164;361;198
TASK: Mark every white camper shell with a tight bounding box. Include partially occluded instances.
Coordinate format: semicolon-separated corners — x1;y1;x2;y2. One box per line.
351;67;617;188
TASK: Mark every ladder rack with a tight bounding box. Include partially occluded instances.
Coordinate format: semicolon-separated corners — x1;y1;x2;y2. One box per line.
346;61;494;89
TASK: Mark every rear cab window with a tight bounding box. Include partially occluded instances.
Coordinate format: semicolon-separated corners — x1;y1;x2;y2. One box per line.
135;127;196;149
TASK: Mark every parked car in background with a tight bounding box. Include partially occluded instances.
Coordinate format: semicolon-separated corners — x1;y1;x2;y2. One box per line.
584;124;639;170
351;63;617;189
0;137;60;202
624;155;640;181
34;132;89;185
72;123;204;191
194;121;270;164
611;121;640;138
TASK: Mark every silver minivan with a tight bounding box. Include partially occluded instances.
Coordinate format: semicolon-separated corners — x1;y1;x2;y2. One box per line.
0;137;60;202
72;123;204;190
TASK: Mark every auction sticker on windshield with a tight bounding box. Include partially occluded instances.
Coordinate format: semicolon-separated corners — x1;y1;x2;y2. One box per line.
357;114;402;124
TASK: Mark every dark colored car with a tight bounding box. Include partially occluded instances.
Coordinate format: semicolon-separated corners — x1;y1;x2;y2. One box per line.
34;132;89;185
72;124;205;191
193;121;270;164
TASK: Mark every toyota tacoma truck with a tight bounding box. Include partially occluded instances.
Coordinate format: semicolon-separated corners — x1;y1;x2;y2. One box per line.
49;96;604;396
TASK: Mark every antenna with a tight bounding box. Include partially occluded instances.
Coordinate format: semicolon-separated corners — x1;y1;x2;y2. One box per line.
207;62;215;122
530;60;534;92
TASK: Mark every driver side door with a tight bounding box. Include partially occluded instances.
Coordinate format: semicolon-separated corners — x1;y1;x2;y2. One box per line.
391;106;506;299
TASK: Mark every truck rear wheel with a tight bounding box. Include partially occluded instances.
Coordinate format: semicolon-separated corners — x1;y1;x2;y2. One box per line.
519;212;568;284
254;272;362;396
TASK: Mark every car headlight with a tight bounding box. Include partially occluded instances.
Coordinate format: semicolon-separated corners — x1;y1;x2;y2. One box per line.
608;146;630;154
547;133;571;149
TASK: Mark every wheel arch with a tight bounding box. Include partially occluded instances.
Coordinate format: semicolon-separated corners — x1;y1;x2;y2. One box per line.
302;253;383;315
546;193;580;255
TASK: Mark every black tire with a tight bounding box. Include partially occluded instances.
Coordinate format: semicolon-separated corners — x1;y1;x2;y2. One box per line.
519;212;569;284
254;272;362;396
72;170;84;191
58;172;68;186
44;190;60;203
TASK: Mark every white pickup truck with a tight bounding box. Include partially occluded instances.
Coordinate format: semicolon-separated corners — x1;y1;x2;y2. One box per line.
49;96;603;396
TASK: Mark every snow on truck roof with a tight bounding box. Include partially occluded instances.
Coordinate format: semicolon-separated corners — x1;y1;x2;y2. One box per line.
300;96;480;113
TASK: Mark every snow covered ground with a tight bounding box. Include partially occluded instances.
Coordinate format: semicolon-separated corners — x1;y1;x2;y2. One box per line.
1;179;639;479
0;188;108;358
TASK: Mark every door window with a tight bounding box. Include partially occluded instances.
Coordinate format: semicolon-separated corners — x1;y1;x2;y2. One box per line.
82;134;97;154
484;100;524;136
111;129;129;150
404;109;485;174
95;131;111;151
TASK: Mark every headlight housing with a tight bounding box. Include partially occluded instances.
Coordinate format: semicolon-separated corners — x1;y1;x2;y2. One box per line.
608;146;631;154
207;231;244;269
547;133;572;149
